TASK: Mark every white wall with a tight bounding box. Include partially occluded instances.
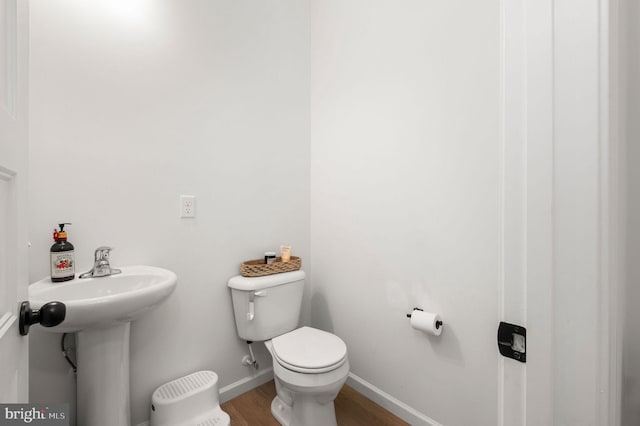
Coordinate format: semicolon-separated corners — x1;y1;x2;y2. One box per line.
27;1;310;425
310;1;500;425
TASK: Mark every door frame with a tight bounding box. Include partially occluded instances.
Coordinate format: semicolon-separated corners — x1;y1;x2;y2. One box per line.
499;0;618;424
499;1;554;424
605;0;625;424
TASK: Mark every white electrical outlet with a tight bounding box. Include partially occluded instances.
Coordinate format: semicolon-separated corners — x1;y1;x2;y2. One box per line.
180;195;196;218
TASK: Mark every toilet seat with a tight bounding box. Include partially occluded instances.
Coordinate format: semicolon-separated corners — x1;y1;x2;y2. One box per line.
271;327;347;374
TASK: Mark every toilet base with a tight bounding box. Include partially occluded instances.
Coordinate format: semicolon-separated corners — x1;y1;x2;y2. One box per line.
271;394;337;426
271;396;292;425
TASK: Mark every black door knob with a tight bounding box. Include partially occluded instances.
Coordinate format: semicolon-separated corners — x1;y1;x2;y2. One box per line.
19;301;66;336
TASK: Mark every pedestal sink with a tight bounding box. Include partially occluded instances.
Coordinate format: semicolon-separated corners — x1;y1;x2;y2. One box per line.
29;265;177;426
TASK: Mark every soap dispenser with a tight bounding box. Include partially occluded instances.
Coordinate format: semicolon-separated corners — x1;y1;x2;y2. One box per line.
50;223;75;282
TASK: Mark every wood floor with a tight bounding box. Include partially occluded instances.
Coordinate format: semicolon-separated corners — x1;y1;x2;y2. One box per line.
221;380;410;426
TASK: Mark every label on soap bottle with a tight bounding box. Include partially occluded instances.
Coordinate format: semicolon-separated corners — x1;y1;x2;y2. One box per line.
51;251;75;279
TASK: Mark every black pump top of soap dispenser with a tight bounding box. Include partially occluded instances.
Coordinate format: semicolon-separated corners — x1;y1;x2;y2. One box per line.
54;223;72;242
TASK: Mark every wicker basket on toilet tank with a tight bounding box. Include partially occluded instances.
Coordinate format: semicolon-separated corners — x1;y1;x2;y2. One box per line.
240;256;302;277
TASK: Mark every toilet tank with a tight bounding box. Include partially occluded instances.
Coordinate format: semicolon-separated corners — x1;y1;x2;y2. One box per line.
228;270;305;341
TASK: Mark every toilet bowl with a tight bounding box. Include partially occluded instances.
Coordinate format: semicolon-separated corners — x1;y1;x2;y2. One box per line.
228;271;349;426
265;327;349;426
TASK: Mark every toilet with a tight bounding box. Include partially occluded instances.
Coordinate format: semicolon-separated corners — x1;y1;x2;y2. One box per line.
228;270;349;426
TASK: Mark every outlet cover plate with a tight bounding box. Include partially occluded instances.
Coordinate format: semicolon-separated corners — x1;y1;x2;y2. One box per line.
180;195;196;218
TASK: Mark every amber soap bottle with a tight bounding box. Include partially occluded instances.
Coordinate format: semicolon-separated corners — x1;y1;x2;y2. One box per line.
50;223;75;282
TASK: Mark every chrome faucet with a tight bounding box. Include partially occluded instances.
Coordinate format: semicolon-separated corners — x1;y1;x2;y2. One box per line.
79;246;122;279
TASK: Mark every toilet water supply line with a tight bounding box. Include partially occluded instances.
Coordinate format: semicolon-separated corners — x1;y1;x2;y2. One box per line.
243;341;259;369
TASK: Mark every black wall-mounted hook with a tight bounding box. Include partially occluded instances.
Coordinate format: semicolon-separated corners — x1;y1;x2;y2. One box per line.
19;301;66;336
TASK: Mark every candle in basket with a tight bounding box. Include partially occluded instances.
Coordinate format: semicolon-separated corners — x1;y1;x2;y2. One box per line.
280;245;291;262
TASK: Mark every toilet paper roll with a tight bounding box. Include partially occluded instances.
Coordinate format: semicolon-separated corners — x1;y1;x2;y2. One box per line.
410;310;443;336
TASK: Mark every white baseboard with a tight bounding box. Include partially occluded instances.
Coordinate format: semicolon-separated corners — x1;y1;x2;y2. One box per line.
218;367;274;403
346;373;442;426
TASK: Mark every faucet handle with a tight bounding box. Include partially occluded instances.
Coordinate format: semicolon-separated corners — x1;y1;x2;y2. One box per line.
94;246;114;260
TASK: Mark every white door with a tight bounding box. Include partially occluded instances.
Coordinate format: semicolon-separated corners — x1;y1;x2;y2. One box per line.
0;0;29;403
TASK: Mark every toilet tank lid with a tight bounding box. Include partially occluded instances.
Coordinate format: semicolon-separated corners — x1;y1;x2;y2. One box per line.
227;270;305;291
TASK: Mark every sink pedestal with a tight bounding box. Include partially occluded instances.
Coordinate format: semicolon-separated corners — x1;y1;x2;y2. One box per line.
76;323;131;426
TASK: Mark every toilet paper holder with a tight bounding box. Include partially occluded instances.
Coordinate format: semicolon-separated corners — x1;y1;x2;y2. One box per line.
406;308;443;330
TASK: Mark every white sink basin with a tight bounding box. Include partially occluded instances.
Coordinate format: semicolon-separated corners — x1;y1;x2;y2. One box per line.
29;265;177;332
29;264;177;426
